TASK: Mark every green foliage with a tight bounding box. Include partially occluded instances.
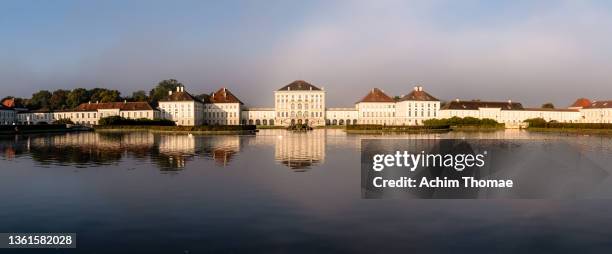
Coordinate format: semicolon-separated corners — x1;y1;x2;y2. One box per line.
50;90;70;110
423;117;502;127
131;90;148;102
524;118;547;127
541;103;555;109
149;79;183;106
346;124;450;130
98;116;176;126
67;88;89;108
95;125;257;131
52;118;74;125
525;118;612;129
89;88;121;103
27;90;52;109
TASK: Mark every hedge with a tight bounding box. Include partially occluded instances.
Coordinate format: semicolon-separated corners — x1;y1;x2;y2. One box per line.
94;125;257;131
98;116;175;126
345;124;450;130
525;118;612;129
424;117;502;127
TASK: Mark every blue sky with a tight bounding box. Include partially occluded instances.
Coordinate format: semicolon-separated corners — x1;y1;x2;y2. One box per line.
2;0;612;107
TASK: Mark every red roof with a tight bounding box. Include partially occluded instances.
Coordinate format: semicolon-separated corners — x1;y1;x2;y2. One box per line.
569;98;592;108
209;88;243;104
400;87;439;101
586;100;612;109
1;98;24;109
75;102;155;111
160;87;203;103
358;88;394;103
277;80;322;91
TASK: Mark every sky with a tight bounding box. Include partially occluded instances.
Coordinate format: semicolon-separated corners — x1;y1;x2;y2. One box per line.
2;0;612;107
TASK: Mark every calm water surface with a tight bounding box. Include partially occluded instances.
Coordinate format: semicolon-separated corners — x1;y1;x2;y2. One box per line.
1;129;612;253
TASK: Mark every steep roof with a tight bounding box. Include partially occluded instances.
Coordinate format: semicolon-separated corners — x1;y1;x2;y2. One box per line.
586;100;612;109
209;88;243;104
277;80;321;91
569;98;592;108
1;98;25;109
442;100;524;110
358;88;394;103
75;101;155;111
523;108;579;112
160;90;203;103
400;87;439;101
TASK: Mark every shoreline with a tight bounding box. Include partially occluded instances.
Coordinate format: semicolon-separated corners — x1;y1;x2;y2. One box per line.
526;127;612;135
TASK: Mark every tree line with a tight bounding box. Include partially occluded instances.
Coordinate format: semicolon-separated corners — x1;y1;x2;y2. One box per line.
1;79;189;110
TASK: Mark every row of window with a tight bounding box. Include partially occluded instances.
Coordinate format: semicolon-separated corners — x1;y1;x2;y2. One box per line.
277;111;323;118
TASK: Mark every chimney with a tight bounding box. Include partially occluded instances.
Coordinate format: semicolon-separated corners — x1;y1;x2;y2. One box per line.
96;101;99;104
455;98;459;102
169;90;173;96
88;101;91;104
124;99;127;103
508;99;512;104
419;86;423;91
309;86;312;91
414;86;419;91
176;86;181;92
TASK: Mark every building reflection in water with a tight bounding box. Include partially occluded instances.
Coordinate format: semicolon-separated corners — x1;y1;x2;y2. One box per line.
4;129;612;172
274;131;325;171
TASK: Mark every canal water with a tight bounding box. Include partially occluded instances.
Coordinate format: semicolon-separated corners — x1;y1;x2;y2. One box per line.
1;129;612;253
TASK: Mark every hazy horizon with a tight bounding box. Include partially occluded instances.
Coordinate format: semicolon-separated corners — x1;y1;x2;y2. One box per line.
3;0;612;108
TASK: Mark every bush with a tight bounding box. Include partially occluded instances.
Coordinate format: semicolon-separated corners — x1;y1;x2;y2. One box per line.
98;116;175;126
346;124;449;130
523;118;547;128
424;117;502;127
94;124;256;131
52;118;74;125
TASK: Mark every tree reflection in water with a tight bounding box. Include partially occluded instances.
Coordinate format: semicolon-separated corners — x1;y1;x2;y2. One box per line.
0;130;328;171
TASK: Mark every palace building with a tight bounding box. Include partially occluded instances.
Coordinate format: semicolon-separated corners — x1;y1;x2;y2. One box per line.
274;80;326;126
2;80;612;127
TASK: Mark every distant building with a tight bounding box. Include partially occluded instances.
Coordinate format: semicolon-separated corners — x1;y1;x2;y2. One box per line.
16;101;158;125
355;88;397;125
396;86;440;125
0;105;15;125
203;87;244;125
158;86;204;126
582;101;612;123
274;80;326;126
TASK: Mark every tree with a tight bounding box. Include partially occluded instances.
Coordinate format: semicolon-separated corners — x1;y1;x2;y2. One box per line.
89;88;121;103
541;102;555;109
50;89;69;110
131;90;148;102
149;79;183;105
67;88;90;108
28;90;52;109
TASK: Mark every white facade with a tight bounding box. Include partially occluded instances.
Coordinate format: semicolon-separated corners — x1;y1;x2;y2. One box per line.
242;108;275;125
326;108;358;125
204;103;242;125
0;107;15;125
158;86;204;126
274;81;326;126
395;86;440;125
356;102;397;125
